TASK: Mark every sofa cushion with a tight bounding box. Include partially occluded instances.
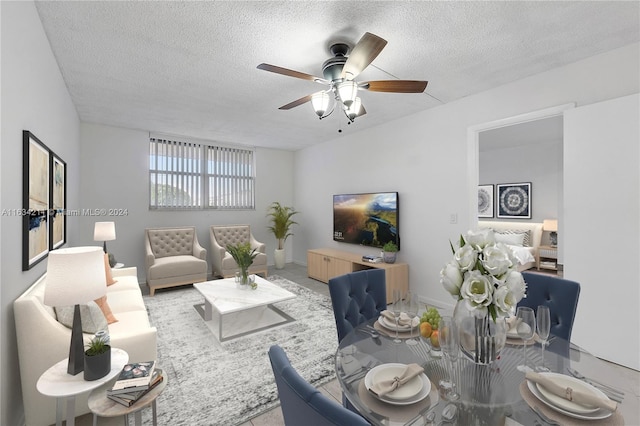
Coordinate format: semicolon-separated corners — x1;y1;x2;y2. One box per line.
107;274;142;292
148;255;207;280
107;310;151;335
95;296;118;324
221;251;267;270
106;289;148;313
55;301;108;333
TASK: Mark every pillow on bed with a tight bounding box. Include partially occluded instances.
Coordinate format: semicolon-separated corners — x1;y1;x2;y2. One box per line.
493;229;531;247
494;232;525;246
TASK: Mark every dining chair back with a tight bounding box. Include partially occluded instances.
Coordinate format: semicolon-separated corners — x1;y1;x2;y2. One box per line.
268;345;370;426
519;272;581;341
328;269;387;343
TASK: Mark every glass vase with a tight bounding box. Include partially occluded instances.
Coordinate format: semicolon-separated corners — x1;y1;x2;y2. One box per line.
454;301;507;365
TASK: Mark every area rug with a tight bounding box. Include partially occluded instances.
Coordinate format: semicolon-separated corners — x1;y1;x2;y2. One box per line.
142;275;338;425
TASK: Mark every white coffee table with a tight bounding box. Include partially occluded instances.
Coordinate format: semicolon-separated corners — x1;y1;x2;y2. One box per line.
194;276;296;341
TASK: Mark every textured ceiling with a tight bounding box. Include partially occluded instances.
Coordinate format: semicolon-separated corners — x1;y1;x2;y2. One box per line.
34;1;639;151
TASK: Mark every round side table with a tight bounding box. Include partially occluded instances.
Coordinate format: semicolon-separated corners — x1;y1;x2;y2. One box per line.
88;369;167;426
37;348;129;426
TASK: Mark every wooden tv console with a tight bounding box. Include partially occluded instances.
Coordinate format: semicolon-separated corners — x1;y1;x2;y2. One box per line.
307;248;408;303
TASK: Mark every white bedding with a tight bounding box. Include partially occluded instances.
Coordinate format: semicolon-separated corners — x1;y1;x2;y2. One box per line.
507;245;536;265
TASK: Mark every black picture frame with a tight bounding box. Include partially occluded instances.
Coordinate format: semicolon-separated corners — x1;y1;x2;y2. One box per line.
478;184;494;218
50;152;66;250
23;130;51;270
497;182;532;219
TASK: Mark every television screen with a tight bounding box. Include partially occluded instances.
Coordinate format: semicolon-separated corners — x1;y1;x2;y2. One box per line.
333;192;400;249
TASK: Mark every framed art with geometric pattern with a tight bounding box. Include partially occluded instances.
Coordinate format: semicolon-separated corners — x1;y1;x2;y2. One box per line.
478;184;494;218
497;182;531;219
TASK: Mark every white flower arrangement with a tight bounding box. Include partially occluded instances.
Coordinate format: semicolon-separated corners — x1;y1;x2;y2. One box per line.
440;229;527;320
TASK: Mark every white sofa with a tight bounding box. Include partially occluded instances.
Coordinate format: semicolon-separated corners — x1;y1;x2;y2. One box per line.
14;267;157;426
478;221;543;271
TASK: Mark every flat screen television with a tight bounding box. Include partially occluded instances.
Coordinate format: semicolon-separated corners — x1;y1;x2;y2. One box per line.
333;192;400;249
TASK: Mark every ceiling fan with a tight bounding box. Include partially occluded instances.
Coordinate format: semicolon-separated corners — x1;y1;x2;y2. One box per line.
257;32;428;123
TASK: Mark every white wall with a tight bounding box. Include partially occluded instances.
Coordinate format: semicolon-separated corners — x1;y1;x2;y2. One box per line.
293;43;639;368
78;123;296;283
1;2;81;425
564;94;639;369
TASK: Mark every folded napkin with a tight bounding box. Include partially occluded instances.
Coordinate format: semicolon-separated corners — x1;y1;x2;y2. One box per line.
370;363;424;398
525;371;617;412
380;310;413;327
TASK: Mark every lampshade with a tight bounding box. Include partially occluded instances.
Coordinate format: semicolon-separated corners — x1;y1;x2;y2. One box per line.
345;97;362;120
337;80;358;107
94;221;116;242
311;91;331;117
44;246;107;306
543;219;558;232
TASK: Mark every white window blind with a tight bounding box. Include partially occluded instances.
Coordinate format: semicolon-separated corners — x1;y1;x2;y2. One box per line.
149;136;255;210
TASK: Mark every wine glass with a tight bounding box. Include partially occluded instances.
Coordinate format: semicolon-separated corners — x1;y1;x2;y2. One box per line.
439;316;460;400
391;289;403;344
536;305;551;372
405;292;419;346
516;306;535;372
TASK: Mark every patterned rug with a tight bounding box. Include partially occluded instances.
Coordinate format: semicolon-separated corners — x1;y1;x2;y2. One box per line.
142;275;338;425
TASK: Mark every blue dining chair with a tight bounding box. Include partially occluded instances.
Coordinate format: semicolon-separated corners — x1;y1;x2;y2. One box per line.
328;269;387;343
519;272;581;341
268;345;370;426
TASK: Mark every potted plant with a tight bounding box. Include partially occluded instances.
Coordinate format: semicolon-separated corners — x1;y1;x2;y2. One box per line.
382;241;398;264
266;202;299;269
84;335;111;381
227;242;258;288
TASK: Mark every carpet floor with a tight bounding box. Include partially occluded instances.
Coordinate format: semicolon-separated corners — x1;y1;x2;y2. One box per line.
143;275;338;425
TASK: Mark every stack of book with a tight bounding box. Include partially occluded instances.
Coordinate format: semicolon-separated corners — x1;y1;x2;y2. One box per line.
107;361;163;407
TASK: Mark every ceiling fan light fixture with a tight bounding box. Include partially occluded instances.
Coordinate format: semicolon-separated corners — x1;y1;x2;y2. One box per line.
345;97;362;120
311;91;330;117
337;80;358;107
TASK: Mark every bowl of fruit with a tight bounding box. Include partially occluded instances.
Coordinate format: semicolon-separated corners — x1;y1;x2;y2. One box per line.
420;307;442;352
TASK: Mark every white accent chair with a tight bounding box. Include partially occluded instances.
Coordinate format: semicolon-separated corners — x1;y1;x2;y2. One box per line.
210;225;268;278
145;226;208;295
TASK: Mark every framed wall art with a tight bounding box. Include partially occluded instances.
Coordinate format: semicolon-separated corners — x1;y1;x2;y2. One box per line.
497;182;531;219
23;130;50;270
478;184;494;218
50;153;66;250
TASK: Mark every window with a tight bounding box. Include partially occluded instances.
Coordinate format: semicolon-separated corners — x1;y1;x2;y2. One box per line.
149;136;255;210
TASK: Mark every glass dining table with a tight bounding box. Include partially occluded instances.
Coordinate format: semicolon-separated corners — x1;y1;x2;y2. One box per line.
335;318;631;425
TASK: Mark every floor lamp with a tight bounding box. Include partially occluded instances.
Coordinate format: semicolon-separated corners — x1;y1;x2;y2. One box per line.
43;247;106;375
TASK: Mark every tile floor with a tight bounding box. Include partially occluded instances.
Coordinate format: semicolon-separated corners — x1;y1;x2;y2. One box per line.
75;263;639;425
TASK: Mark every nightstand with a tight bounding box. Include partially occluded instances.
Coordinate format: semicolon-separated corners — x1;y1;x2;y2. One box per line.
536;245;558;271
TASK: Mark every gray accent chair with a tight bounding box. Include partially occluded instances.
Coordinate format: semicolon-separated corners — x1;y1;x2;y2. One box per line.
145;226;208;295
210;224;268;278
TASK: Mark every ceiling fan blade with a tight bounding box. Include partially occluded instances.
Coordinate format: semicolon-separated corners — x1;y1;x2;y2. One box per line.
341;32;387;80
360;80;428;93
279;94;314;110
257;63;328;84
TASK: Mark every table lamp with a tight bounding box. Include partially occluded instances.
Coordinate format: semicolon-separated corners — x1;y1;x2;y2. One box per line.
43;246;106;375
543;219;558;246
94;221;116;253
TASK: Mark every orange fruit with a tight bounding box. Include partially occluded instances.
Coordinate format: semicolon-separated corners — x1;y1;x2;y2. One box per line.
430;330;440;348
420;322;433;338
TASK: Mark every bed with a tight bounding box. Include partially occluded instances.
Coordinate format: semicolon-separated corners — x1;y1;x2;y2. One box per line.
478;221;543;271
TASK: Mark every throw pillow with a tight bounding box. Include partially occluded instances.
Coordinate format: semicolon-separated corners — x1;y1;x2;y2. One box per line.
55;301;108;333
494;232;525;246
494;229;531;247
104;253;117;286
94;296;118;324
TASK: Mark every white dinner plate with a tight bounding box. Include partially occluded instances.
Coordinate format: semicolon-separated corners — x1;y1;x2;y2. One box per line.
534;372;601;414
378;316;415;332
365;363;431;405
527;376;612;420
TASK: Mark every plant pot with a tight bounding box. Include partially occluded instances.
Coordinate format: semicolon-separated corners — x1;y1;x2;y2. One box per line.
274;248;285;269
383;251;397;264
84;346;111;381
